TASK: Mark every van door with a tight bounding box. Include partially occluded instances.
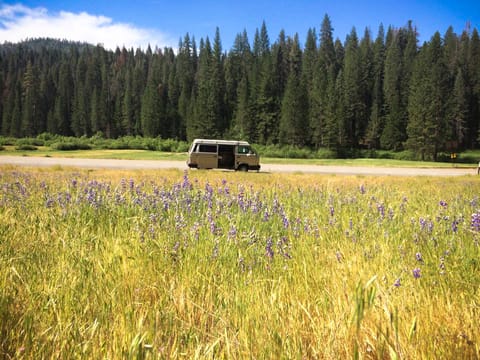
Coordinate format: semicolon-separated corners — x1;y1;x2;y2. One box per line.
197;144;218;169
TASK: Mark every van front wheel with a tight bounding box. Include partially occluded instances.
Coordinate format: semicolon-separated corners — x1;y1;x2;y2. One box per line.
237;165;249;172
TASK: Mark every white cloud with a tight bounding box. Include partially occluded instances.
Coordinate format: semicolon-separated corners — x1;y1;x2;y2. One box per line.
0;4;176;50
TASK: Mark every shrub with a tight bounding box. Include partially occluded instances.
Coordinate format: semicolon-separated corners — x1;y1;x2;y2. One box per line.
0;137;16;146
16;138;44;147
52;142;92;151
15;144;38;151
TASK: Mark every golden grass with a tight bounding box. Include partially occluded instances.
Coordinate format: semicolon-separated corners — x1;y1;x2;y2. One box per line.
0;166;479;359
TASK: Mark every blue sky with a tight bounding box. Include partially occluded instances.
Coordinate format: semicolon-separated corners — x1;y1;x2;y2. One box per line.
1;0;479;51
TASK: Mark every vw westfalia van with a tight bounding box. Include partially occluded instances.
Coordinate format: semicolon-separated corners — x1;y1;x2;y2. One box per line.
187;139;260;171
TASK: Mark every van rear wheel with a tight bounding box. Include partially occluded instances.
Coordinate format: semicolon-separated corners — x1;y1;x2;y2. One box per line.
237;165;248;172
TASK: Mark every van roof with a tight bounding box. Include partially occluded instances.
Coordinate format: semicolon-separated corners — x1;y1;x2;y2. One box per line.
192;139;251;146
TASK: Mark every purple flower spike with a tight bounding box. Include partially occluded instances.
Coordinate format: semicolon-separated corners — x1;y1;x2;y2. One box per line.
471;212;480;232
415;252;423;262
412;267;421;279
393;278;401;287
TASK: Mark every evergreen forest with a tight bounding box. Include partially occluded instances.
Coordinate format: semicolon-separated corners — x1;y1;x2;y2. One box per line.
1;15;480;160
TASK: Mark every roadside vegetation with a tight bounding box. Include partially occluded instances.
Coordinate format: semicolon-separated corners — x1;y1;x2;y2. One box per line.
0;168;478;358
0;135;478;167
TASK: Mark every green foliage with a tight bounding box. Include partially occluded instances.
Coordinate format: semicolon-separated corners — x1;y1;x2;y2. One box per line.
1;19;480;154
52;141;92;151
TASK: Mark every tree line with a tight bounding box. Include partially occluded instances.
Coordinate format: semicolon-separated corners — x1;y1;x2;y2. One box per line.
1;15;479;159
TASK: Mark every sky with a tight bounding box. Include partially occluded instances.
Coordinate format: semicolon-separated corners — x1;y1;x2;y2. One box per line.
0;0;479;51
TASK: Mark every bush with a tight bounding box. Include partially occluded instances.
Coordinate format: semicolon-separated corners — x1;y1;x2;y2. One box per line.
52;142;92;151
0;145;5;151
0;136;16;146
16;138;44;147
15;144;38;151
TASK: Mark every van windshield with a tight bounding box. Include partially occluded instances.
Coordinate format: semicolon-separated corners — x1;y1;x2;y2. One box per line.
237;145;253;154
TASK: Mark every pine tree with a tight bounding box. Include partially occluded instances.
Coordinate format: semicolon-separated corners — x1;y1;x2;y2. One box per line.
279;34;308;146
469;29;480;145
21;61;40;137
311;14;337;148
303;27;317;146
406;33;448;160
343;28;364;147
381;27;404;150
140;54;164;137
449;67;468;147
256;54;280;144
190;37;217;140
212;28;227;135
71;55;88;136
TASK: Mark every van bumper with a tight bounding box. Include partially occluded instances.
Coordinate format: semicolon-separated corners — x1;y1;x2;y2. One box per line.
250;165;261;171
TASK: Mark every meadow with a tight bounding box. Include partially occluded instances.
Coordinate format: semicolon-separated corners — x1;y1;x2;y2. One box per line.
0;167;479;359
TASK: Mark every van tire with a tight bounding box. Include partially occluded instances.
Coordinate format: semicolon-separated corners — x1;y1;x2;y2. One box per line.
237;164;248;172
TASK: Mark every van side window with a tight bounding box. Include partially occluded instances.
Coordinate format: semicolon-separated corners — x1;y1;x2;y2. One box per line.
237;145;251;154
199;144;217;153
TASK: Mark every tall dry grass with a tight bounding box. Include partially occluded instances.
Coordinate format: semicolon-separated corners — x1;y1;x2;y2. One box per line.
0;167;478;359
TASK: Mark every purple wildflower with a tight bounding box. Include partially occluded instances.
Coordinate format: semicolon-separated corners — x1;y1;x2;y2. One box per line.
471;212;480;231
393;278;401;287
359;184;366;194
377;203;385;219
412;267;421;279
415;252;423;263
451;219;458;233
265;237;274;259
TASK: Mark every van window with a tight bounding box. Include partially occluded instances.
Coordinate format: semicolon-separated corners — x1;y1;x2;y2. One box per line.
237;145;251;154
199;144;217;153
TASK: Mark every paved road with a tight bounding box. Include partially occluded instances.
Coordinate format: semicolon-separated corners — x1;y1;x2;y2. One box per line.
0;155;476;176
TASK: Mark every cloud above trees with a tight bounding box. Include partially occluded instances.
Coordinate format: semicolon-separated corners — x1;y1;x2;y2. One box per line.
0;4;176;50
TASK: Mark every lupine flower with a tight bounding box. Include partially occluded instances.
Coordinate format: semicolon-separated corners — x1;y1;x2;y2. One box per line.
412;268;421;279
415;252;423;263
439;200;448;208
377;203;385;220
451;219;459;233
471;212;480;231
359;184;366;194
265;237;274;259
228;226;237;239
393;278;401;287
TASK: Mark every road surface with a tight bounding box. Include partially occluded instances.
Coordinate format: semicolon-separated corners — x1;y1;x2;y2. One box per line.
0;155;476;176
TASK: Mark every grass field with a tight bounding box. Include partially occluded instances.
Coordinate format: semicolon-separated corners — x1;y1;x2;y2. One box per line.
0;146;477;168
1;167;479;359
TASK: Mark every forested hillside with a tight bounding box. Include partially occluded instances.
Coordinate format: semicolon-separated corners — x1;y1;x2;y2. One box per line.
1;15;479;159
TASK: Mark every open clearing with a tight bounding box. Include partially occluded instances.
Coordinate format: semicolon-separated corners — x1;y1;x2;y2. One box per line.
0;155;476;176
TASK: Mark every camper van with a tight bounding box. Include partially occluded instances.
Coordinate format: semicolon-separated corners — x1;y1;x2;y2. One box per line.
187;139;261;171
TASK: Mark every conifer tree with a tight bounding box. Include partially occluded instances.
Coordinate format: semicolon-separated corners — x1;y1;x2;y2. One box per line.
381;27;404;150
21;61;40;136
365;24;385;149
311;14;337;148
343;28;364;146
279;34;308;146
406;32;447;160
